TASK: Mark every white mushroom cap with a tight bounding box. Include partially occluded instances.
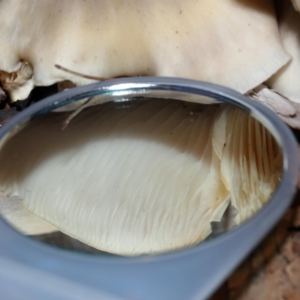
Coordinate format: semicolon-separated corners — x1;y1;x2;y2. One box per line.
0;0;290;101
267;0;300;103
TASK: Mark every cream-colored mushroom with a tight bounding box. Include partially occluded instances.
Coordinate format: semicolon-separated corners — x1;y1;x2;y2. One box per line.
267;0;300;103
0;0;285;255
0;0;289;101
0;100;281;255
248;84;300;129
0;194;57;235
213;106;282;224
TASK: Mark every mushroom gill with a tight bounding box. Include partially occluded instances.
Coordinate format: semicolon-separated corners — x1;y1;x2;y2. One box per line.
0;99;282;255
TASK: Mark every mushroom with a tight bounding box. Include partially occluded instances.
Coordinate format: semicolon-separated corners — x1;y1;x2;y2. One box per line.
0;195;57;235
267;0;300;103
0;0;289;101
0;101;281;255
0;0;287;254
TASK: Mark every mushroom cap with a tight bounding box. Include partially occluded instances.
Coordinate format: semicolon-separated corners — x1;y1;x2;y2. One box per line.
0;0;290;101
267;0;300;103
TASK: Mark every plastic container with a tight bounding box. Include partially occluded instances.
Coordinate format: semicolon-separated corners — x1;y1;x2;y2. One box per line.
0;77;298;300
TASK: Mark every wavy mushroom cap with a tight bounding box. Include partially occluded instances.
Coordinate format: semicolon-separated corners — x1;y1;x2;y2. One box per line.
0;0;290;101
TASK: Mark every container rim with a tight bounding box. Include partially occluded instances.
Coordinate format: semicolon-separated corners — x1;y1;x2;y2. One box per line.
0;77;298;300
